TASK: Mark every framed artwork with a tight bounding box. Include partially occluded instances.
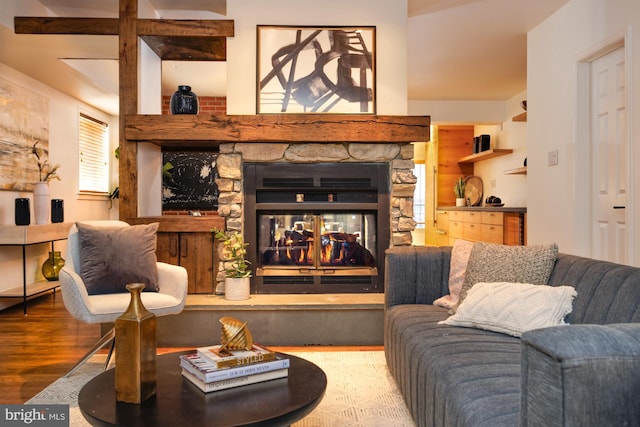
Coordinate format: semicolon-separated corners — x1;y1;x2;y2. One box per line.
257;26;376;114
0;78;49;191
162;151;219;211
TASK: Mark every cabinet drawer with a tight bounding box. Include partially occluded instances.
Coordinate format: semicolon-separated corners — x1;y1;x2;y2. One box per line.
436;210;449;230
481;211;504;225
463;222;481;241
449;210;465;221
481;224;504;244
463;211;481;223
449;221;464;239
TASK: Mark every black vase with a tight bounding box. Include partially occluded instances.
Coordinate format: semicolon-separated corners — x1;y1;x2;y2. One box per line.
15;198;30;225
170;85;199;114
51;199;64;223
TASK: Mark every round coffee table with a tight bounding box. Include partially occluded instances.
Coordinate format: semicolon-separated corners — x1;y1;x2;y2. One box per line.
78;351;327;426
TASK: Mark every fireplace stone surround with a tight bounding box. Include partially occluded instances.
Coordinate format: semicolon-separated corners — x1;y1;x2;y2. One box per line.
214;141;417;294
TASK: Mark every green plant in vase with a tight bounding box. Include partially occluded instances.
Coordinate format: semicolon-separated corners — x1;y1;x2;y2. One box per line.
212;229;252;278
454;177;466;206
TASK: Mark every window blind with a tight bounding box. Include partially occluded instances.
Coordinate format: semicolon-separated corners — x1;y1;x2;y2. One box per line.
78;112;109;194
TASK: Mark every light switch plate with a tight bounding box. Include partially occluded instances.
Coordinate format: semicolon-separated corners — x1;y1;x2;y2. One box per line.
548;149;559;166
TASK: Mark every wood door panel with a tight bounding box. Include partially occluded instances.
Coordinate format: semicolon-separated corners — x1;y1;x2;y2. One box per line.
180;233;215;294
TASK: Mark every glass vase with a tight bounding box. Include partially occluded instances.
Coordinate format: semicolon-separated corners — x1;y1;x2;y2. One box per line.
170;85;199;114
42;251;65;281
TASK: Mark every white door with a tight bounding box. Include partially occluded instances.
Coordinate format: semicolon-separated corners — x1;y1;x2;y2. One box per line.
590;47;629;264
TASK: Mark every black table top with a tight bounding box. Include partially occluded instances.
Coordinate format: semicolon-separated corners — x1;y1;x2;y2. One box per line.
78;351;327;427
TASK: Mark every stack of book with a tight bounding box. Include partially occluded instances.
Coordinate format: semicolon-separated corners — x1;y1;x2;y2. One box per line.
180;343;290;393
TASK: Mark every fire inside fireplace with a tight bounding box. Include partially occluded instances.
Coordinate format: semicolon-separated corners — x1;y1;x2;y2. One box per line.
244;162;389;294
259;213;376;269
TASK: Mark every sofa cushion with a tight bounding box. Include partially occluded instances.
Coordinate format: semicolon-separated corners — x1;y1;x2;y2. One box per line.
458;242;558;308
77;222;160;295
434;239;474;309
440;282;577;337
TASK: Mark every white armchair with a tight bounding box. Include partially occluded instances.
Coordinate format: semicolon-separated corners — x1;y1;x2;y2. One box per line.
59;220;187;376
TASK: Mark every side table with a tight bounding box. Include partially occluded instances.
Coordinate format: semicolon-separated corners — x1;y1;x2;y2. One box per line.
79;351;327;426
0;223;71;314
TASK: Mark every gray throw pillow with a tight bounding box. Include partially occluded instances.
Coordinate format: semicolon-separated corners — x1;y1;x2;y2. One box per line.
457;242;558;308
77;222;160;295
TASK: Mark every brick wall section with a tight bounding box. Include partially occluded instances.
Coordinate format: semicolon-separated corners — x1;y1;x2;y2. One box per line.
163;210;218;216
162;96;227;115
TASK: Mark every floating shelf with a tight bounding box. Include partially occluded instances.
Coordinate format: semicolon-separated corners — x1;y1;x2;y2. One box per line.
504;166;527;175
512;112;527;122
458;149;514;164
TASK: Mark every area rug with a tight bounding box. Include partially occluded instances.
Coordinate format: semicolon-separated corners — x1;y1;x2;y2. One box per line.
27;351;415;427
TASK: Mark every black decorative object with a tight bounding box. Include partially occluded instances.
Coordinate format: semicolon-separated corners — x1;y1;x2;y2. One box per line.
51;199;64;223
15;198;30;225
170;85;199;114
479;134;491;152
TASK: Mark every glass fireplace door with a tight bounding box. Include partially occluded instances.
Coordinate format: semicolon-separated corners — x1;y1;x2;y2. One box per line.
258;212;377;270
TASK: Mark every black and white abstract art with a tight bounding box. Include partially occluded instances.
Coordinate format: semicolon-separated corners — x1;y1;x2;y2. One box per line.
257;26;375;114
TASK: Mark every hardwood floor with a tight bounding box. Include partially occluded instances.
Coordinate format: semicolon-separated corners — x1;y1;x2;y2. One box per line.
0;290;99;404
0;290;383;404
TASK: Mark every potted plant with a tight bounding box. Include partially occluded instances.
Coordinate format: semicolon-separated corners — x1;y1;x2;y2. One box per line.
454;177;466;207
213;229;251;300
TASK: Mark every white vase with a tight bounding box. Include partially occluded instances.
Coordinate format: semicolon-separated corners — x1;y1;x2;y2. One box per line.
33;182;51;224
455;197;466;207
224;277;250;301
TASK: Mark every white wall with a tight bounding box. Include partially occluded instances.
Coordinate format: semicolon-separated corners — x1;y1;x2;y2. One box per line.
226;0;408;115
473;91;528;208
408;100;505;124
0;63;118;306
527;0;640;266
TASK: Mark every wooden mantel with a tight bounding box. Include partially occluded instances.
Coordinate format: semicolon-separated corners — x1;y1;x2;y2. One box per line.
125;114;430;147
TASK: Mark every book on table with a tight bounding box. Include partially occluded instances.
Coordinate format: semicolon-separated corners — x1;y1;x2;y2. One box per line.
181;367;289;393
180;352;290;383
195;343;277;369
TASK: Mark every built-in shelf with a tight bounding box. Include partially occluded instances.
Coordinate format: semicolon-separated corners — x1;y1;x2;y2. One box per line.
504;166;527;175
512;112;527;122
458;149;514;164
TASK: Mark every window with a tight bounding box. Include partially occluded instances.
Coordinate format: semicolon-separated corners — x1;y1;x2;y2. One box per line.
78;112;109;194
413;163;425;229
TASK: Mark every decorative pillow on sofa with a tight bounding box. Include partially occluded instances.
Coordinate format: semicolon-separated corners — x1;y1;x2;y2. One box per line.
439;281;577;337
77;222;160;295
457;242;558;309
434;239;475;309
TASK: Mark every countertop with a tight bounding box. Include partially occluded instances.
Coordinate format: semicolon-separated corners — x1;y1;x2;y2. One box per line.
437;206;527;213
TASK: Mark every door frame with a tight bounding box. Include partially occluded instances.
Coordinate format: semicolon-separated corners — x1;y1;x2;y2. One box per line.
575;29;634;263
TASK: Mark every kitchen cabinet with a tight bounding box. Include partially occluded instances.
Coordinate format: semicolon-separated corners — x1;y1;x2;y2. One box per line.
436;207;526;246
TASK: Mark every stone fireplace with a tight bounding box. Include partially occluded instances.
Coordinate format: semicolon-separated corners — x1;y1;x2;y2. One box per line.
214;141;417;295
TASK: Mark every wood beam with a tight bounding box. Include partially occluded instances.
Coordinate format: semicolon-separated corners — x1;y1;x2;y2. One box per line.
14;17;234;37
14;17;118;35
124;114;430;145
137;20;234;37
118;0;138;220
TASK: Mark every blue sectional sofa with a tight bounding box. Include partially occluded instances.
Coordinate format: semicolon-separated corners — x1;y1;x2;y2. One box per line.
384;246;640;427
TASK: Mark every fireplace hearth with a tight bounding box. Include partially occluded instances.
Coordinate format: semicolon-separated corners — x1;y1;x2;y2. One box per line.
244;162;389;294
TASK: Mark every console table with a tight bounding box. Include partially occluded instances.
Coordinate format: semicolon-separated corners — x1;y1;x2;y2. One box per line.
0;223;71;314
